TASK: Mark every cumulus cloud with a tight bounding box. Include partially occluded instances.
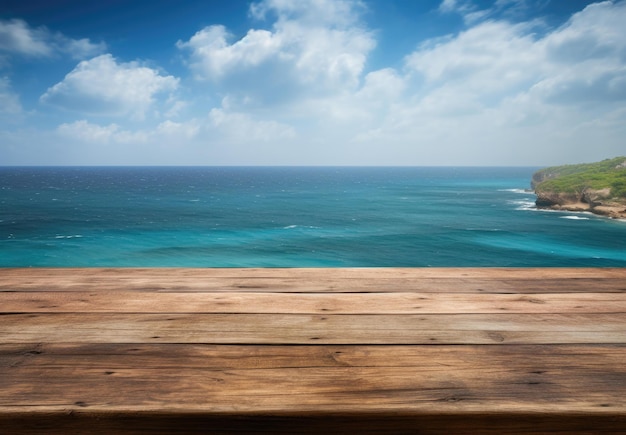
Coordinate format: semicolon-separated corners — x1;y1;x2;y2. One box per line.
177;0;375;106
342;0;626;164
407;20;538;90
0;19;51;56
407;0;626;111
40;54;179;118
533;0;626;105
164;0;626;165
545;1;626;62
7;0;626;166
0;18;105;59
62;37;106;59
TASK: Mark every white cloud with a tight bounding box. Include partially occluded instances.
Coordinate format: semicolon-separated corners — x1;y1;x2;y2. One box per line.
0;19;51;56
439;0;471;14
5;1;626;166
0;18;105;59
344;0;626;164
406;0;626;110
156;119;200;139
406;20;541;107
532;1;626;105
545;1;626;62
0;76;22;115
57;120;149;144
164;0;626;165
55;110;294;159
62;37;106;60
438;0;490;23
177;25;282;81
208;108;296;142
164;99;189;118
57;120;119;142
249;0;365;27
40;54;179;118
178;0;375;106
438;0;543;24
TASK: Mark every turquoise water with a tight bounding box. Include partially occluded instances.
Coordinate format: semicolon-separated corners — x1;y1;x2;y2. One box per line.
1;166;625;267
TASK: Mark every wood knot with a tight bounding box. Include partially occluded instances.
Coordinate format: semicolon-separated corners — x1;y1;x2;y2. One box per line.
486;331;505;342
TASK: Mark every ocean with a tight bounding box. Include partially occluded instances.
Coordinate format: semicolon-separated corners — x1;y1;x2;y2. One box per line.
1;166;625;267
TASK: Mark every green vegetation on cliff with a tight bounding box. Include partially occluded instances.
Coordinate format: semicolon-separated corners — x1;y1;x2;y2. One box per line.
533;157;626;198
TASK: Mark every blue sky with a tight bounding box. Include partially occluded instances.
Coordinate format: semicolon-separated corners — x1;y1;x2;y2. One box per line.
1;0;624;165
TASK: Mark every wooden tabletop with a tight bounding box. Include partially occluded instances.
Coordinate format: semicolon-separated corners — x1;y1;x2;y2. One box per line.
1;268;625;433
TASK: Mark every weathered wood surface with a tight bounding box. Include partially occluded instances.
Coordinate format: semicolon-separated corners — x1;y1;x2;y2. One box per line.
4;291;626;313
2;267;625;293
1;268;625;434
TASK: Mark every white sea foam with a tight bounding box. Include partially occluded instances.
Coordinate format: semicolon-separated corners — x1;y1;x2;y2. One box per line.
465;228;502;232
560;216;589;220
55;235;83;239
499;188;534;194
508;199;536;210
283;225;320;230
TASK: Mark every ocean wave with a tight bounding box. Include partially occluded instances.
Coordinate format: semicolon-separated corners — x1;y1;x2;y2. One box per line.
508;199;536;210
282;225;321;230
465;228;503;232
54;235;83;239
560;216;590;220
498;188;534;194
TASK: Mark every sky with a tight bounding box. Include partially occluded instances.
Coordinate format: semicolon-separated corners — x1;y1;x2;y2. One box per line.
0;0;625;166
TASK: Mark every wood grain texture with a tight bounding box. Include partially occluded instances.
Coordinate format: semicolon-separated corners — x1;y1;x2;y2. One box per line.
3;291;626;313
2;345;625;411
1;313;625;344
2;268;625;293
1;268;625;433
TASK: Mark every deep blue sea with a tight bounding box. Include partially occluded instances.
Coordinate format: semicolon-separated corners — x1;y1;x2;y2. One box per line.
1;166;625;267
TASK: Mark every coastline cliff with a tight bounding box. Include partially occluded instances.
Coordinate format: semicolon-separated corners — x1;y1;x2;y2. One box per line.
532;157;626;219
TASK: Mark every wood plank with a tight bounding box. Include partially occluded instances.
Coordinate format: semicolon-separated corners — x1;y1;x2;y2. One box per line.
3;344;626;433
2;267;626;279
2;345;625;413
2;291;626;314
1;313;625;344
3;343;626;370
1;268;625;433
2;273;625;294
6;278;626;293
3;365;624;412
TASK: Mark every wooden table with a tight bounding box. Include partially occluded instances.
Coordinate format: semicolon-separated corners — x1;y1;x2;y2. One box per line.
1;268;625;433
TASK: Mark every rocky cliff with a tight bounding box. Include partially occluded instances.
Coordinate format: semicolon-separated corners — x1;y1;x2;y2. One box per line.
532;157;626;219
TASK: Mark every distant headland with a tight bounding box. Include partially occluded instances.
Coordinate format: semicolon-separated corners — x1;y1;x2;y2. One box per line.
532;157;626;219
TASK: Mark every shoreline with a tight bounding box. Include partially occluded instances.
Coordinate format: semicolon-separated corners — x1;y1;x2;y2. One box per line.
536;202;626;220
